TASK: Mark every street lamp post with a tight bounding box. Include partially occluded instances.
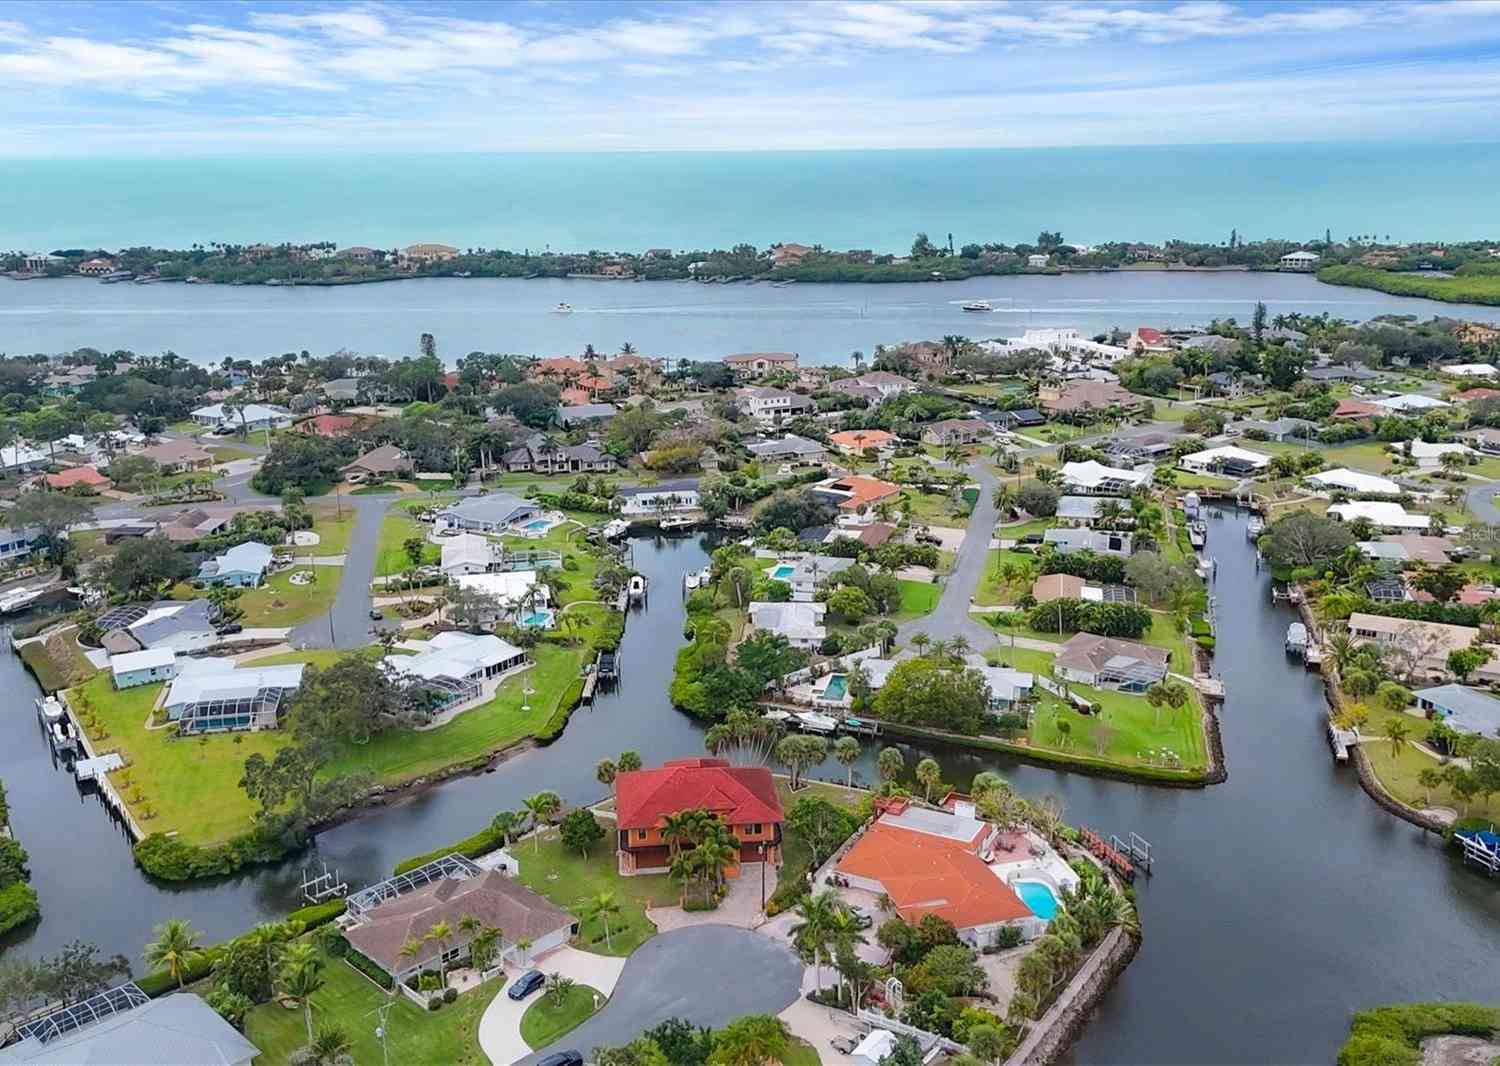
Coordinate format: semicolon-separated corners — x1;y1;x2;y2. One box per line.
758;842;767;909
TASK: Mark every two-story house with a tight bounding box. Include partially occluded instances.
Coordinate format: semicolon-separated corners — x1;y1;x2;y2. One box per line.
735;386;817;428
614;758;784;877
724;352;799;381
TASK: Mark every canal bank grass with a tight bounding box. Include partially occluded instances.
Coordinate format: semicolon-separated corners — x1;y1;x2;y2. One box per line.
1359;707;1500;821
75;642;588;847
989;646;1208;773
515;837;666;956
243;945;492;1066
521;984;602;1049
74;672;285;847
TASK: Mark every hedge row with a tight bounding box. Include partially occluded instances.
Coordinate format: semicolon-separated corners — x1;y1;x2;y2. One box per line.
345;945;395;990
285;898;346;930
0;881;40;936
393;824;507;876
1338;1002;1497;1066
133;822;303;881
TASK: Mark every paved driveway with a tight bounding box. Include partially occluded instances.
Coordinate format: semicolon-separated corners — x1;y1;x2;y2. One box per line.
479;948;628;1066
515;926;803;1065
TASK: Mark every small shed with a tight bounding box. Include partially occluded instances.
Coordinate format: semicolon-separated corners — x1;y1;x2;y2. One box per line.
110;647;177;689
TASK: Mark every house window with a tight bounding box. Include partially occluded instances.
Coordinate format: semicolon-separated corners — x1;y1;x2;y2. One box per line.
749;824;762;835
634;829;648;842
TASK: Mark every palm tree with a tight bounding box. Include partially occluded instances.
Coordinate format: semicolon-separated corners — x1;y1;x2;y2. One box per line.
426;920;454;986
692;830;738;904
910;632;930;656
1382;717;1411;760
790;890;840;992
491;809;522;847
709;1015;791;1066
280;944;325;1045
668;848;702;907
585;891;622;950
877;746;904;784
833;736;861;787
660;810;698;860
522;791;562;851
595;759;618;791
1417;767;1444;806
309;1023;352;1065
144;918;203;989
546;972;577;1009
915;757;942;801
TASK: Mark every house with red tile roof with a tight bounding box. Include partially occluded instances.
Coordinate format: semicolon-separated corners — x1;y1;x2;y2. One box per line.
1334;399;1383;420
295;414;361;439
1126;326;1173;353
829;429;898;455
1453;388;1500;403
44;465;111;491
810;475;901;513
835;801;1040;946
613;758;783;876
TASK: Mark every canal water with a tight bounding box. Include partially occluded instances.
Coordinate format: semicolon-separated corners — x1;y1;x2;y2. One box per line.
5;271;1500;365
2;517;1498;1062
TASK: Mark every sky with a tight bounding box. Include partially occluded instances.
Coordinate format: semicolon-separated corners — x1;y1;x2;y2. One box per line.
3;0;1500;155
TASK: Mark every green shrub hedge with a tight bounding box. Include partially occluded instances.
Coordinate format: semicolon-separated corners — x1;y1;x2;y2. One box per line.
1337;1002;1498;1066
285;898;346;931
345;945;395;990
0;881;40;935
393;824;507;875
134;821;304;881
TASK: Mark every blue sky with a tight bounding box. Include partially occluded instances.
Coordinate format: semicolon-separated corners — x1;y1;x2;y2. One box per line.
3;0;1500;155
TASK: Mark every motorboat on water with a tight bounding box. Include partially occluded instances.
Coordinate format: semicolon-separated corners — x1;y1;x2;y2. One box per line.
627;575;647;602
684;570;702;591
553;302;573;313
601;518;629;540
961;300;993;312
796;711;839;734
0;587;46;613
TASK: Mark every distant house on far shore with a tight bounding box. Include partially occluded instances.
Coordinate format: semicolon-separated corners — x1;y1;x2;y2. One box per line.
1280;250;1320;271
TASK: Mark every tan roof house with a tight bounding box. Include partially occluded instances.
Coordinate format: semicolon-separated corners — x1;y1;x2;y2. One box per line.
723;352;799;380
400;243;459;264
1039;380;1139;415
139;439;214;472
1346;613;1500;683
1031;574;1087;603
343;444;411;482
1054;633;1169;690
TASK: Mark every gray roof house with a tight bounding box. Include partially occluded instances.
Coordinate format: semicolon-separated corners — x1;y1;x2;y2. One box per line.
557;402;619;426
0;987;259;1066
437;492;540;533
768;554;855;601
745;435;827;464
1043;527;1133;556
1179;334;1239;355
1054;633;1170;691
504;433;618;475
1305;364;1382;383
1235;417;1317;442
1055;495;1127;526
1415;684;1500;737
748;601;827;649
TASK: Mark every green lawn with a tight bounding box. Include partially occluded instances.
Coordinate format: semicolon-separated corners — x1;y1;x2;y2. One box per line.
514;837;668;956
72;672;285;846
784;1040;821;1066
987;612;1196;675
1359;706;1500;821
234;567;341;627
243;946;493;1066
205;443;258;463
1169;471;1237;490
375;507;440;576
303;508;357;556
521;985;603;1049
891;579;941;621
898;487;969;528
1030;421;1091;443
975;549;1041;606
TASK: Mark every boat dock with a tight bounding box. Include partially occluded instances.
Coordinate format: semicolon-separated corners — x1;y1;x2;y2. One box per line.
1079;827;1139;882
75;752;124;782
1455;828;1500;877
761;706;881;737
1327;719;1357;762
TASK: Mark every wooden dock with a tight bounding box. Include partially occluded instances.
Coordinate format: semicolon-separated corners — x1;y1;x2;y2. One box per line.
1079;827;1136;882
581;667;598;704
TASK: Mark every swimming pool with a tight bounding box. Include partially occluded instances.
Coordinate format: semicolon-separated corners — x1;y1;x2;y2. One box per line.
523;519;552;531
823;674;848;700
771;564;795;579
1016;880;1060;921
520;611;551;627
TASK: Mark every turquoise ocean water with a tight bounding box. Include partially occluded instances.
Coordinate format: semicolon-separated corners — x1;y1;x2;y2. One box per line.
4;142;1499;253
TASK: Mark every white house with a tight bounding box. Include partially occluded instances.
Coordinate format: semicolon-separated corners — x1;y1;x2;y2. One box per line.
764;554;855;602
110;647;178;689
0;525;42;563
1178;445;1272;476
440;533;497;576
748;601;826;649
619;481;701;517
1373;393;1450;413
436;493;540;533
385;632;529;710
162;658;305;733
1060;460;1153;495
1442;364;1500;379
1026;254;1049;268
1043;528;1133;557
454;570;551;625
190;403;294;432
1305;468;1401;495
735;386;816;428
1407;440;1471;469
1328;501;1434;531
1279;250;1320;271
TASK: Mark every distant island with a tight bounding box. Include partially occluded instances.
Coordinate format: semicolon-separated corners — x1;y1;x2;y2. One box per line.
7;231;1500;304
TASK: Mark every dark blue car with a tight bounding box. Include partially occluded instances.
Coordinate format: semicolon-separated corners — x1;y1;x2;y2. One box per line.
507;969;546;1001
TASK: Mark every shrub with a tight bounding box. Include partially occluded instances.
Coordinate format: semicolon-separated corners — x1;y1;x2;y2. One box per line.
285;898;346;931
393;824;507;875
1337;1003;1498;1066
134;822;304;881
0;880;40;935
428;995;442;1011
444;987;458;1003
345;947;395;990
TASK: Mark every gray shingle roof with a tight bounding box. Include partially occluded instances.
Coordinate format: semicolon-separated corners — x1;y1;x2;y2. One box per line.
0;992;260;1065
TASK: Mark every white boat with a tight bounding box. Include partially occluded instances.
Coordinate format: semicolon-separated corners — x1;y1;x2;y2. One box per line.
796;711;839;734
0;587;45;613
762;710;794;724
601;518;629;540
627;575;647;602
684;571;702;590
37;696;64;722
961;300;993;312
553;302;573;313
660;514;696;530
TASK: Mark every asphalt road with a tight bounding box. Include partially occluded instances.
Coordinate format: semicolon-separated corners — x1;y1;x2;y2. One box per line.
895;457;998;646
288;493;394;650
520;926;804;1064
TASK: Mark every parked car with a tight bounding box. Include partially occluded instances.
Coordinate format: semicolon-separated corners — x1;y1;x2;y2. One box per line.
537;1052;584;1066
830;1036;858;1055
215;622;243;636
847;905;874;930
507;970;546;1001
369;608;384;620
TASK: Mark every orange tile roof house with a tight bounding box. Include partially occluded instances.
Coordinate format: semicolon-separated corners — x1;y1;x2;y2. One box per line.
828;429;898;455
296;414;361;438
44;465;111;491
835;801;1036;946
613;758;784;876
723;352;799;381
811;475;901;512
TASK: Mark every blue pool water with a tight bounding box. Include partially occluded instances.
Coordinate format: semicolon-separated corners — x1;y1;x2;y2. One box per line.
524;519;551;530
823;675;848;700
521;611;551;627
1016;880;1059;921
771;565;795;579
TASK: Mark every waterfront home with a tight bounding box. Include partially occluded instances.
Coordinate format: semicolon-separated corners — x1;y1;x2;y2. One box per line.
724;352;799;380
920;418;991;446
1442;363;1500;379
736;386;816;427
614;757;784;876
770;244;813;268
0;525;41;564
152;507;240;544
1305;468;1401;495
1039;379;1139;416
1060;460;1152;495
809;474;901;513
1054;633;1169;691
399;243;459;264
1328;501;1433;532
138;439;214;472
986;327;1129;365
826;379;882;405
1126;326;1174;354
1055;495;1126;527
1204;371;1263;399
765;554;855;602
844;370;917;399
964;655;1035;710
163;657;305;733
1362;574;1409;601
745;434;827;465
1346;614;1500;683
109;647;178;689
1178;445;1272;477
43;465;111;491
1027;253;1049;268
829;521;898;548
1382;535;1456;565
995;407;1046;430
190;402;293;432
618;480;701;518
1180;334;1239;357
0;442;50;474
833;799;1045;947
440;533;496;576
99;598;217;654
197;541;272;587
1414;684;1500;737
503;434;617;475
385;632;529;710
437;492;541;533
557;402;619;427
1031;574;1136;605
829;429;898;455
345;856;574;980
1372;393;1451;414
0;986;259;1066
748;601;826;649
1457;322;1500;346
1104;432;1177;464
1406;439;1471;469
1279;250;1320;271
343;444;412;483
1043;527;1133;557
454;571;551;626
